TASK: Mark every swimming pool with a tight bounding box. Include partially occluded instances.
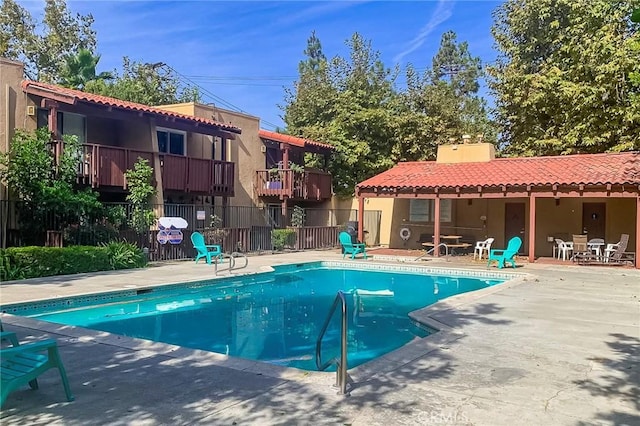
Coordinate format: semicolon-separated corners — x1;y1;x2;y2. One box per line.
2;262;508;371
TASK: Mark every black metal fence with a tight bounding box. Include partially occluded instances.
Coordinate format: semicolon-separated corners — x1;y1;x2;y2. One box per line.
0;200;382;261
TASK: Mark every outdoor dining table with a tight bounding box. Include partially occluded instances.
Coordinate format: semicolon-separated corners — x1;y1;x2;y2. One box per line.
587;241;605;257
430;235;471;255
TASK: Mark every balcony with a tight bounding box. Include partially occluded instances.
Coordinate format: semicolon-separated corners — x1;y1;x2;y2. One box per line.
255;169;332;201
77;143;234;196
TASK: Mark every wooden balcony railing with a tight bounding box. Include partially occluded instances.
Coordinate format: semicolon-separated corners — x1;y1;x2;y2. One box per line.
78;144;153;189
77;144;234;196
161;154;234;196
255;169;332;201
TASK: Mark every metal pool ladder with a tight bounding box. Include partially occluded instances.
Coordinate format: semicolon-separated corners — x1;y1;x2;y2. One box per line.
213;252;248;275
415;242;449;261
315;290;349;395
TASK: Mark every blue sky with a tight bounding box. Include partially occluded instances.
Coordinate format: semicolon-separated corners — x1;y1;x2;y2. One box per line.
22;0;501;130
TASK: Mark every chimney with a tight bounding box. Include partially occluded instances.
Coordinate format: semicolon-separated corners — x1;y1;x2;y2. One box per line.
436;134;495;164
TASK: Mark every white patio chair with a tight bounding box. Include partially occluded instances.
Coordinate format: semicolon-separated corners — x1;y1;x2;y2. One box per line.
555;239;573;261
473;237;494;260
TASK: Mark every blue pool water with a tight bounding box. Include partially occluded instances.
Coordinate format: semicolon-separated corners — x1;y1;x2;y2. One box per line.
7;264;504;370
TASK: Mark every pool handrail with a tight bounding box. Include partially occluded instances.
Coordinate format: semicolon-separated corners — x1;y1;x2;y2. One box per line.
212;252;248;275
415;242;449;261
315;290;348;395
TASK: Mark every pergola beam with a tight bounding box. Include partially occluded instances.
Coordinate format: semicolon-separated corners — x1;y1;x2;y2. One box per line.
356;186;639;199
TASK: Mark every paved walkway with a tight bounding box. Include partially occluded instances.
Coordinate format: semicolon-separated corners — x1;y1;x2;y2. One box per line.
1;252;638;425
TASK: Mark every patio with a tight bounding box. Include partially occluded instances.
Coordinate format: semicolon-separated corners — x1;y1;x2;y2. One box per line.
1;251;638;425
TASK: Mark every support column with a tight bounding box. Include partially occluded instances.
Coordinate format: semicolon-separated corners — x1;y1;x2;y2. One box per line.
47;103;59;167
358;196;365;243
636;196;640;269
528;195;536;264
282;145;290;197
282;145;289;167
222;196;228;228
149;118;164;210
434;197;441;257
281;200;288;227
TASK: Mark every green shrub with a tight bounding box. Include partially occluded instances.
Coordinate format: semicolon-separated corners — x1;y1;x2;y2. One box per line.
63;223;119;245
271;229;296;251
103;241;146;270
0;244;147;281
0;250;23;281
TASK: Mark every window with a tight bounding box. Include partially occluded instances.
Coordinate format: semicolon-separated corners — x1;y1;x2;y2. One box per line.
409;199;430;222
36;109;86;143
61;112;86;144
409;199;452;222
156;128;186;155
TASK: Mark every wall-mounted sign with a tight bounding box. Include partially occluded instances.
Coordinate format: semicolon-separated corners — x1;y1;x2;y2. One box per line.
167;230;183;245
158;217;188;229
156;230;169;245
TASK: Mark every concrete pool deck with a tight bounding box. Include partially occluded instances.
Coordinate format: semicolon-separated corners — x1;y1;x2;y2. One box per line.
1;251;638;425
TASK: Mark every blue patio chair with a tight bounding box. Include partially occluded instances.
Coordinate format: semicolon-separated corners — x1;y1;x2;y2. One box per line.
487;236;522;268
190;232;223;264
339;231;367;260
1;339;74;407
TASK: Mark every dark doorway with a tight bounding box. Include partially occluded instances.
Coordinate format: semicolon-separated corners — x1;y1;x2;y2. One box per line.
505;202;526;254
582;203;606;239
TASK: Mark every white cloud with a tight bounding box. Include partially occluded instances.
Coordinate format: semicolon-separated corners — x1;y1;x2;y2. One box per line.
393;0;455;65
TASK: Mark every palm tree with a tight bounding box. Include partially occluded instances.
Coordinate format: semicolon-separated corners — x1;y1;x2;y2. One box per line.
60;48;113;90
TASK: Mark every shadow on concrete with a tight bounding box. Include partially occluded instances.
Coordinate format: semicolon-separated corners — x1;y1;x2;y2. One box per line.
430;302;513;329
576;332;640;426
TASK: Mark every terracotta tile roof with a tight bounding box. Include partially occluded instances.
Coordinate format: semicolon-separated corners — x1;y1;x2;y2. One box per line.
357;152;640;190
259;129;335;150
21;80;242;134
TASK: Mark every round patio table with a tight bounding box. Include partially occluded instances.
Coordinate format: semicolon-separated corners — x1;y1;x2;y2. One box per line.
587;242;604;258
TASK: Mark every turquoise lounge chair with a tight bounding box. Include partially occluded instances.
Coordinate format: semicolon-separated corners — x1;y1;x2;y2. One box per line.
0;330;19;347
0;319;18;346
487;236;522;268
339;231;367;260
190;232;223;264
1;339;74;407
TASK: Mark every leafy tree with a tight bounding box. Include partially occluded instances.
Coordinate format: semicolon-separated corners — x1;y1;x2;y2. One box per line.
0;0;96;82
86;58;200;106
395;31;496;161
631;9;640;120
488;0;640;156
60;48;113;90
0;128;105;245
0;0;35;62
284;33;399;195
124;158;157;234
283;31;494;194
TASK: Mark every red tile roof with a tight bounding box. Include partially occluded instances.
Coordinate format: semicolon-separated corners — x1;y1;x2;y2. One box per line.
21;80;242;134
357;152;640;190
259;129;334;150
